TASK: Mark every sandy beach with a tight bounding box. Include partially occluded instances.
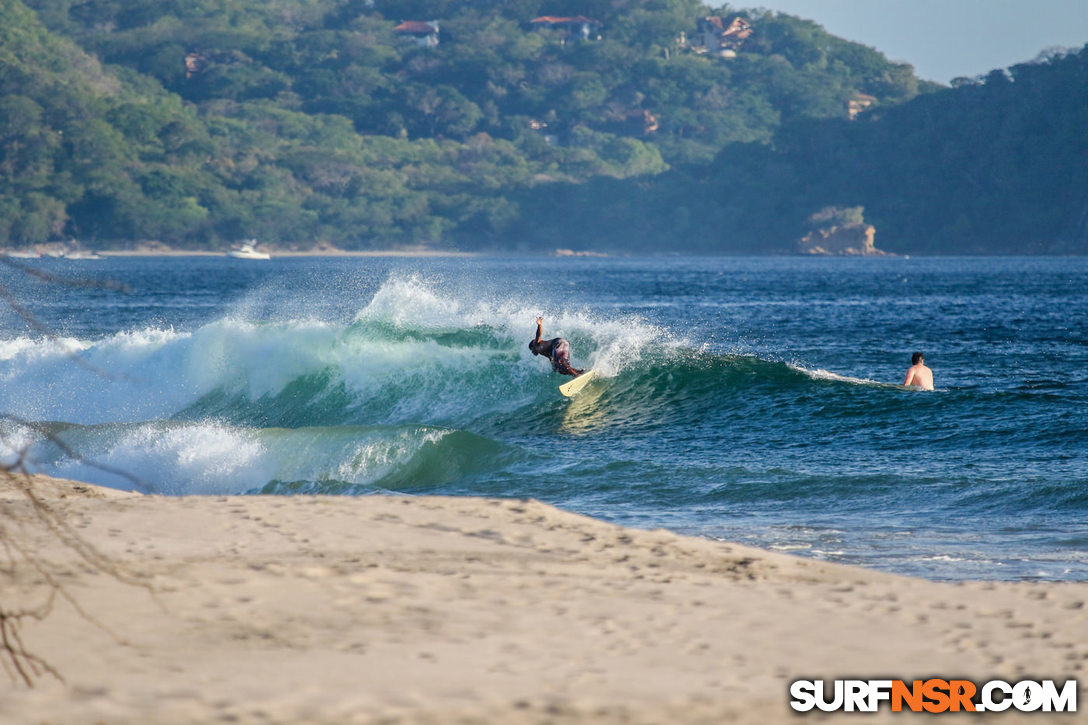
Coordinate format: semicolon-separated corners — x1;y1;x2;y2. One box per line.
2;475;1085;724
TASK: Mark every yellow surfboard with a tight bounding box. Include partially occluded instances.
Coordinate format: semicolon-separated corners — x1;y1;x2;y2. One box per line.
559;369;597;397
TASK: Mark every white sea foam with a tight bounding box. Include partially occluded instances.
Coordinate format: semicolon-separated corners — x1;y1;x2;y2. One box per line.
790;364;898;388
42;422;271;495
0;319;351;424
769;543;813;552
30;420;457;495
0;419;40;468
0;336;86;362
354;273;477;329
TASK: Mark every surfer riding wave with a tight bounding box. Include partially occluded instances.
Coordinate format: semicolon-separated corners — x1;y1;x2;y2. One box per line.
529;316;585;377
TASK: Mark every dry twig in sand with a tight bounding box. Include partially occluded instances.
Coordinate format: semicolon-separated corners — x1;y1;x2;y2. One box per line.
0;259;147;686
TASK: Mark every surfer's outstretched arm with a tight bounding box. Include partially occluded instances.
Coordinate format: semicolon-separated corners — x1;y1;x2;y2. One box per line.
535;316;543;344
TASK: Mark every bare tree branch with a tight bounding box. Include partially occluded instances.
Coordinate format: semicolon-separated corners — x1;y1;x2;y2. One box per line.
0;260;152;687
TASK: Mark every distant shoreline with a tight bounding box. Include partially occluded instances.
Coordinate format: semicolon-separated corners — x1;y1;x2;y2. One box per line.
8;246;1088;259
97;248;481;258
3;245;480;259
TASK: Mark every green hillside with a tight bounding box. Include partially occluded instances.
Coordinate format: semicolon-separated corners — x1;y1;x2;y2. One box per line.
2;0;932;249
515;45;1088;254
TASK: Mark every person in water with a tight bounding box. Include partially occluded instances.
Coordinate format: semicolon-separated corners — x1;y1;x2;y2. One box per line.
529;316;585;377
904;351;934;390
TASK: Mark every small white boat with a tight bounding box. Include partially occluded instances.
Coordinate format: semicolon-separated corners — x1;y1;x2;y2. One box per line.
227;241;271;260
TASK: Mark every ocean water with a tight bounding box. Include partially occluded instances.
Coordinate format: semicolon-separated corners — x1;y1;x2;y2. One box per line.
1;255;1085;581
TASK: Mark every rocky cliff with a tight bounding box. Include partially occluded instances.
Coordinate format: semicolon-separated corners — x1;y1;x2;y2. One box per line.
798;223;889;255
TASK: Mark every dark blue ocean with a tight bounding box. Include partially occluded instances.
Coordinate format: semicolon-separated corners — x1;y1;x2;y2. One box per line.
1;255;1086;581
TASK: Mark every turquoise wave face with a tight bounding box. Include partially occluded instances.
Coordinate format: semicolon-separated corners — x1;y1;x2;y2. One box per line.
0;273;898;499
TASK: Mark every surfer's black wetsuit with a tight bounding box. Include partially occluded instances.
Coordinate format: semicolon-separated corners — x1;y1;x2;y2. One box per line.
541;338;575;373
529;318;583;377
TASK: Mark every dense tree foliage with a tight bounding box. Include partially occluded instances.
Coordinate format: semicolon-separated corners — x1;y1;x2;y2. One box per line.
3;0;1082;253
1;0;929;249
515;45;1088;254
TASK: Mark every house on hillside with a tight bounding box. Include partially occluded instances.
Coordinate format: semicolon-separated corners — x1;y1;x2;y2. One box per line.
527;119;558;145
846;93;876;120
692;16;752;58
624;109;659;136
530;16;602;43
393;20;440;47
184;51;206;78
